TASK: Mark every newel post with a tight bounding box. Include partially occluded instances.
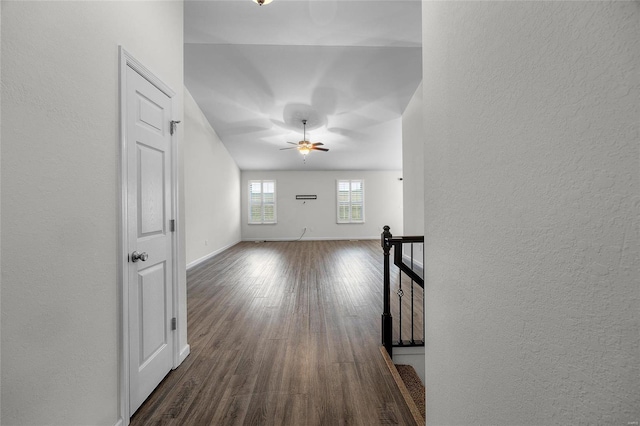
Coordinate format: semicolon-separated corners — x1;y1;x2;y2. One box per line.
381;225;393;357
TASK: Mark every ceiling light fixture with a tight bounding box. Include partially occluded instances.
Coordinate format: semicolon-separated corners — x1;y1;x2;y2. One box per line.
253;0;273;5
299;145;311;156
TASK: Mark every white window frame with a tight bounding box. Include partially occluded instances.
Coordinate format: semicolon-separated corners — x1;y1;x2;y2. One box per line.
336;179;365;224
248;180;277;224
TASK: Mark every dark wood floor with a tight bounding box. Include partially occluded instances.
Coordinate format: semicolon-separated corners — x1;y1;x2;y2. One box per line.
130;240;419;425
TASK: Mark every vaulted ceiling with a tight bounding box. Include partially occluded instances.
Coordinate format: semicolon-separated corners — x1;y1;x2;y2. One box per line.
184;0;422;171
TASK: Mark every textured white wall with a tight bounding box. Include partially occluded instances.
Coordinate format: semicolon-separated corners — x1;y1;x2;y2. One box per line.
402;82;424;237
422;2;639;424
241;170;403;240
184;89;241;267
0;4;2;422
402;83;425;268
1;2;184;425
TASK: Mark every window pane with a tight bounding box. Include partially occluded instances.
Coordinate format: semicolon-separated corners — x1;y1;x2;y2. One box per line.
250;181;262;194
338;205;349;221
351;205;362;220
250;206;262;222
263;181;274;194
263;204;274;221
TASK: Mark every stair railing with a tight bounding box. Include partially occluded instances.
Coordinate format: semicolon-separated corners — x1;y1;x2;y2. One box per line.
381;225;424;358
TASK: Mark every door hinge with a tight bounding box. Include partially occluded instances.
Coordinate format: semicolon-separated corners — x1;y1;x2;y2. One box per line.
171;318;177;331
170;219;175;232
170;120;181;135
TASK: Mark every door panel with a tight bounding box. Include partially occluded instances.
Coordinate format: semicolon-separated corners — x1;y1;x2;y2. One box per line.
137;143;165;236
126;65;174;416
138;93;164;133
138;262;167;365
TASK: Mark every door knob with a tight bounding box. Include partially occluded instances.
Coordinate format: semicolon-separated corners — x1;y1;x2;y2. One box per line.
131;251;149;262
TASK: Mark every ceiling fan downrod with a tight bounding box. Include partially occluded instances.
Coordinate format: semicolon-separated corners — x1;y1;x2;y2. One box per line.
302;119;307;142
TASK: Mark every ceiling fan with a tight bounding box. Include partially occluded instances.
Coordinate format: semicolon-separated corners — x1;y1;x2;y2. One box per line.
280;119;329;156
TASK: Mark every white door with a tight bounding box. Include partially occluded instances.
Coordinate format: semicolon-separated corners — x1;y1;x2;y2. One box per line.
126;65;175;415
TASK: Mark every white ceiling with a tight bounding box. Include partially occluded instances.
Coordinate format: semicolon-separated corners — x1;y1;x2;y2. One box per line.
184;0;422;171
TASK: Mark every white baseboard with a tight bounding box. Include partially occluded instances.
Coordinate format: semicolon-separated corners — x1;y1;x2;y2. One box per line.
242;236;379;242
179;344;191;365
114;418;124;426
186;240;240;270
393;345;425;355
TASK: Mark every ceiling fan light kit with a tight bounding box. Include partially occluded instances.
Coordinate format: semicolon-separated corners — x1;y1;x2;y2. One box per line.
279;119;329;161
253;0;273;5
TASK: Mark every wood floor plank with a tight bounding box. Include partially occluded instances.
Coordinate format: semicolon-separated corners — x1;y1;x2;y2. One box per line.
130;240;419;425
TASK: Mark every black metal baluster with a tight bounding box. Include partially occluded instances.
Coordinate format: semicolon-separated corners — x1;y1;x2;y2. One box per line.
397;262;404;345
410;243;415;344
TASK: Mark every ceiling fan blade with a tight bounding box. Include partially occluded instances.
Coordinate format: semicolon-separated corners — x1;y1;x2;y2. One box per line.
311;142;324;146
280;147;297;150
311;147;329;152
286;141;298;145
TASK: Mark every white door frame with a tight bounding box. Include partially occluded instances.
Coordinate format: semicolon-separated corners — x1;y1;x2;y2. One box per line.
118;46;182;424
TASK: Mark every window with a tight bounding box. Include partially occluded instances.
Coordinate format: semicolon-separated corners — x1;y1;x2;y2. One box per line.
249;180;276;224
337;179;364;223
